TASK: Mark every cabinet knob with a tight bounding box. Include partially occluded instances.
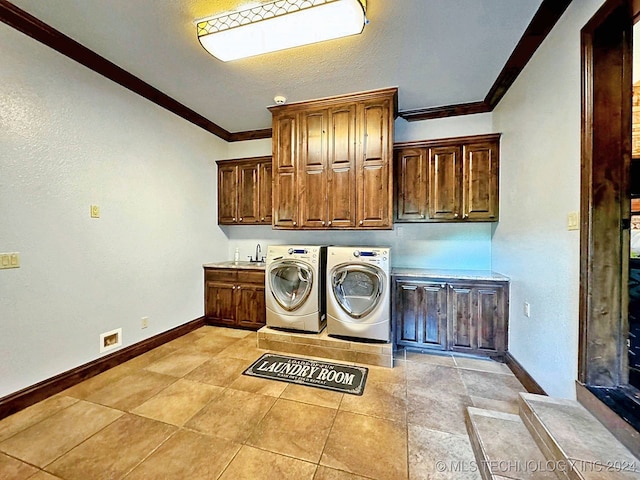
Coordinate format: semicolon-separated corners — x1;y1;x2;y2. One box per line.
232;217;236;222
321;221;325;226
293;221;297;226
454;213;459;219
261;217;265;222
237;286;241;290
328;221;332;226
441;283;446;288
232;286;236;290
239;217;243;222
420;214;425;219
359;220;364;225
463;214;469;219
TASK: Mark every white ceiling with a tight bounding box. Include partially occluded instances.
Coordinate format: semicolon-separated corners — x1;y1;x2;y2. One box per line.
10;0;544;133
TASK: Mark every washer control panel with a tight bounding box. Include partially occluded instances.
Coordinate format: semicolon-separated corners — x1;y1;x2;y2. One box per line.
280;246;319;264
352;248;389;268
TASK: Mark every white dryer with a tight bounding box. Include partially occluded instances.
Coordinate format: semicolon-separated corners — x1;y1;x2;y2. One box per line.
326;246;391;342
265;245;327;333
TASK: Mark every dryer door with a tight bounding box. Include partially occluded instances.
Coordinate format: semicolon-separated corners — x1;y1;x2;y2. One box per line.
330;264;384;319
268;260;314;312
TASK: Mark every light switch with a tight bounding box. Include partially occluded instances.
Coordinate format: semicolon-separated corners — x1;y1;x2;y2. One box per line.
567;212;579;231
90;205;100;218
0;252;20;269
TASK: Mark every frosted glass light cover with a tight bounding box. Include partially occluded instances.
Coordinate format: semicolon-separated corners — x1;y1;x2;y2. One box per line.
197;0;366;62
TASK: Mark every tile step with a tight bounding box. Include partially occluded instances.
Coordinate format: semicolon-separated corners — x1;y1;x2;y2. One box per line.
518;392;640;480
465;406;560;480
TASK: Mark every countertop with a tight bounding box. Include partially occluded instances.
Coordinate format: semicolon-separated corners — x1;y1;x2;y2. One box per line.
391;268;509;282
203;261;266;270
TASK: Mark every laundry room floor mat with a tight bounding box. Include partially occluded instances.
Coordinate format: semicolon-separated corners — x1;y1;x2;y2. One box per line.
243;353;368;395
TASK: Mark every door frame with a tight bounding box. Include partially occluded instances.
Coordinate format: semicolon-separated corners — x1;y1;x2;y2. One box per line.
579;0;633;386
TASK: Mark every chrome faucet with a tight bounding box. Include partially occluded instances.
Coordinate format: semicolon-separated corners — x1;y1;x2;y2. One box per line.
250;243;263;263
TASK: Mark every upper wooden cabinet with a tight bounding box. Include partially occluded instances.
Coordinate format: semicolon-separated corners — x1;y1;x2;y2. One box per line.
270;88;397;230
394;134;500;222
216;156;272;225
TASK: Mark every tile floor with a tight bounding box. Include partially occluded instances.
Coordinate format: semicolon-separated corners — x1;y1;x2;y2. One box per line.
0;326;527;480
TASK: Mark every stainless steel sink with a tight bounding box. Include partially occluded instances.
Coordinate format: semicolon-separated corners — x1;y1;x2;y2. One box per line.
217;260;266;268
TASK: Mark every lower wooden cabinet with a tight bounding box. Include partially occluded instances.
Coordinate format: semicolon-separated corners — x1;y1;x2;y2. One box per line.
204;267;266;330
393;276;508;358
395;281;448;350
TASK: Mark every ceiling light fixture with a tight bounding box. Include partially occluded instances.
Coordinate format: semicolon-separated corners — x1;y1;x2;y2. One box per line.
196;0;367;62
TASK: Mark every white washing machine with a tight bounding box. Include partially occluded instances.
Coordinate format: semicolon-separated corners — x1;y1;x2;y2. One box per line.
326;246;391;342
265;245;327;333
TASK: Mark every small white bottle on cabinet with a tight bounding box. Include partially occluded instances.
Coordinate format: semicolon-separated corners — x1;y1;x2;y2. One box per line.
234;247;240;263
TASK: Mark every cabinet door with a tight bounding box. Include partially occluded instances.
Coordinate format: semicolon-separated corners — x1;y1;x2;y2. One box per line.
299;109;328;228
395;280;447;349
205;281;236;326
258;160;272;225
420;283;448;348
448;282;507;355
463;141;498;221
327;105;357;228
218;164;238;224
357;99;392;228
272;112;299;228
475;284;506;353
448;284;474;351
395;282;421;346
429;146;462;220
395;148;428;221
236;284;266;329
237;163;258;224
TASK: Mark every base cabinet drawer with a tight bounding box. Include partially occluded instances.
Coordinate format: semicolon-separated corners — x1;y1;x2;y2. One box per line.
204;267;266;330
394;277;508;358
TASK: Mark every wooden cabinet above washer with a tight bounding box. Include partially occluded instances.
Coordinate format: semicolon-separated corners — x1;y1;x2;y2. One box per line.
270;88;397;230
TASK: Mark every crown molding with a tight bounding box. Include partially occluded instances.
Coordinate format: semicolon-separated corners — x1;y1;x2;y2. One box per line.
2;0;573;137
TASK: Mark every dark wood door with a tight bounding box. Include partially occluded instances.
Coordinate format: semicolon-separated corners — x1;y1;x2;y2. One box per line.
395;280;447;349
299;109;328;228
237;162;258;224
205;281;236;326
429;145;462;220
475;285;506;352
258;160;272;225
395;147;428;221
448;284;474;350
463;141;498;221
272;112;299;228
327;105;357;228
448;282;507;354
236;284;266;329
357;99;392;228
218;163;238;224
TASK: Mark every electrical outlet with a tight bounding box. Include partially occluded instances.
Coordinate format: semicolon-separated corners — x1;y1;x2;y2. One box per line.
141;317;149;329
90;205;100;218
524;302;531;318
567;211;579;230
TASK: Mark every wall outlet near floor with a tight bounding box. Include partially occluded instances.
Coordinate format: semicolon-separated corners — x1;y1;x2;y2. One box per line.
524;302;531;318
0;252;20;269
99;328;122;353
90;205;100;218
141;317;149;329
